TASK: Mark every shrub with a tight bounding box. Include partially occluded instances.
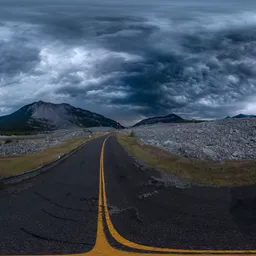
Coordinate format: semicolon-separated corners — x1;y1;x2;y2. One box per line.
4;139;13;144
129;130;135;137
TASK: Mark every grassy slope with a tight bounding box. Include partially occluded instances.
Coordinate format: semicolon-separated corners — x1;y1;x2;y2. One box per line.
117;134;256;186
0;135;101;178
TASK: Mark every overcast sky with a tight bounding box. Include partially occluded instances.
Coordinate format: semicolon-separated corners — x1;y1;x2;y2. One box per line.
1;0;256;125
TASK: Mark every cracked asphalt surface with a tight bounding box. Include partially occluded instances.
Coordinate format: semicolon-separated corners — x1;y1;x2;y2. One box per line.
0;136;104;254
0;135;256;254
104;136;256;250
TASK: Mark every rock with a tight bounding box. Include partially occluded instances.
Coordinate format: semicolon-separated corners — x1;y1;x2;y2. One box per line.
232;151;241;157
130;118;256;161
0;128;97;157
202;147;217;159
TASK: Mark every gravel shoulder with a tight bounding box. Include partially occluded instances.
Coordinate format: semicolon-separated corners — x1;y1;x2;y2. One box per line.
0;128;108;178
0;128;112;157
131;119;256;161
117;133;256;186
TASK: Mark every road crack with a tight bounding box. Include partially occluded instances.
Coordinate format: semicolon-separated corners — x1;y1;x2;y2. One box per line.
41;208;79;223
80;197;97;203
20;228;93;245
34;192;83;212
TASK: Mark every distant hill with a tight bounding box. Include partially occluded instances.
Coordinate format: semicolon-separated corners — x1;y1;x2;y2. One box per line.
232;114;256;119
133;113;184;127
0;101;122;131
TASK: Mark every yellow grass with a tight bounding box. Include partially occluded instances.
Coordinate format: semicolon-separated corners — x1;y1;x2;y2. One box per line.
117;134;256;186
0;134;101;178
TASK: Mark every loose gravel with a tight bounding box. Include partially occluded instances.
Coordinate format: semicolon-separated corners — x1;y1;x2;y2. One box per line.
130;119;256;161
0;127;112;157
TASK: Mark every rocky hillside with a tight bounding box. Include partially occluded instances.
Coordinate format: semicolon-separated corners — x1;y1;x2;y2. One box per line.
131;119;256;161
0;101;122;131
232;114;256;118
133;113;184;127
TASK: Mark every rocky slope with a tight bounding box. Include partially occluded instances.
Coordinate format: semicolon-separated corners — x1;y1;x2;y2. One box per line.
0;127;114;157
133;113;184;127
0;101;122;131
232;114;256;118
131;119;256;161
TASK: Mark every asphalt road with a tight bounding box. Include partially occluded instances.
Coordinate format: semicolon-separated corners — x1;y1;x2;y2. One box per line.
0;135;256;255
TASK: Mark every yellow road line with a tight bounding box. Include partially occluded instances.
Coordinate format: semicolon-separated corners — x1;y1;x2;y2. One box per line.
7;135;256;256
100;135;256;255
89;135;174;256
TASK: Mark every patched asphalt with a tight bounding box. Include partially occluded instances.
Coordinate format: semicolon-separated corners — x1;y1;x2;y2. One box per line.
0;134;256;254
103;136;256;250
0;135;106;254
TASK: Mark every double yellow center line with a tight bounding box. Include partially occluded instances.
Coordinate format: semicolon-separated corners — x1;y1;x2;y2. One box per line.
17;135;256;256
92;135;256;255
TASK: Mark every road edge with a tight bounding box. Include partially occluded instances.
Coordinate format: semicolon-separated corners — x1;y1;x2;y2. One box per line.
0;135;105;188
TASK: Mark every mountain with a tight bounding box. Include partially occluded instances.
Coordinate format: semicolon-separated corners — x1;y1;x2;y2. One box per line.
232;114;256;118
133;113;184;127
0;101;122;131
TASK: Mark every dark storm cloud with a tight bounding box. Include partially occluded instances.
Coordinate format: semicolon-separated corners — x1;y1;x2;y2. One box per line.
0;40;40;77
1;0;256;124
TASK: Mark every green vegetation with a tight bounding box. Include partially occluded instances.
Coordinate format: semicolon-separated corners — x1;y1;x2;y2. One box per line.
0;137;44;142
177;119;205;123
117;134;256;186
129;130;135;137
4;139;13;144
0;135;101;178
0;130;40;136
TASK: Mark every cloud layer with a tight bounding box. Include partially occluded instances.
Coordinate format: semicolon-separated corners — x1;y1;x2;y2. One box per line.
1;0;256;125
